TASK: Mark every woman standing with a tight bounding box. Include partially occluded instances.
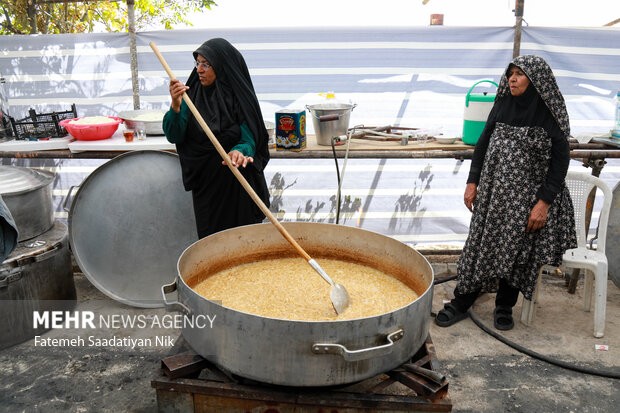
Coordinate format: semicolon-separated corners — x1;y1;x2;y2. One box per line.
163;38;270;238
436;55;577;330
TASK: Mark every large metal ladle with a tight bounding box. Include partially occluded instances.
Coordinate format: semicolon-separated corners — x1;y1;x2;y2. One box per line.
150;42;350;315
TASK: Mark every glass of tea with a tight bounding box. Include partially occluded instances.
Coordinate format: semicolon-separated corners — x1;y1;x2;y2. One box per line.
123;128;134;142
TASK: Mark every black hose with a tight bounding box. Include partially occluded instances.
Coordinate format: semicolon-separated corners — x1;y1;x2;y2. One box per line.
467;308;620;379
432;277;619;379
434;275;457;284
331;136;341;224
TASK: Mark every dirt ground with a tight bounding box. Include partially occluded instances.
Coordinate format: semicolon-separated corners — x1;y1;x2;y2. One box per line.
0;268;618;413
431;274;619;413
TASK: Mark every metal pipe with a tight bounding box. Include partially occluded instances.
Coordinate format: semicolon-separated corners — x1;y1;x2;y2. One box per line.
2;149;620;161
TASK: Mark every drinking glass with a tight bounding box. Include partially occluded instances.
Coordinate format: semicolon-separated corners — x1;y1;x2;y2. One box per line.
136;128;146;141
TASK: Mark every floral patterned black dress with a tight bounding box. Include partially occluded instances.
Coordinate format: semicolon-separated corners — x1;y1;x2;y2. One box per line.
457;123;576;300
456;55;577;301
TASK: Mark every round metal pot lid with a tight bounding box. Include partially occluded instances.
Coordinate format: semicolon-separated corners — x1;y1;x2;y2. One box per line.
0;166;55;196
68;150;197;308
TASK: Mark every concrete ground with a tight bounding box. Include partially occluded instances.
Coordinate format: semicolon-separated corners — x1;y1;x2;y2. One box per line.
0;259;618;413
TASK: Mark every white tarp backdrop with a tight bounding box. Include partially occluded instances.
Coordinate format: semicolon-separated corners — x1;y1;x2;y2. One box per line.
1;26;619;247
1;26;619;136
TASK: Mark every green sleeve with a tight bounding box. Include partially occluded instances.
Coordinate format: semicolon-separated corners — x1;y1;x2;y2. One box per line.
162;101;189;144
231;121;256;158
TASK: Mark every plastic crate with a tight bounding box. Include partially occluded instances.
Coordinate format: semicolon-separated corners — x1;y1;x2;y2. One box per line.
10;104;77;140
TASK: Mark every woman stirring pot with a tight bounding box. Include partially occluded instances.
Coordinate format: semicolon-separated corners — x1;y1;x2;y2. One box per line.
436;55;577;330
163;38;270;239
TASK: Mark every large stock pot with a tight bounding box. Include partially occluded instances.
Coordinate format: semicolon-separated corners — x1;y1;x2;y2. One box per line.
0;166;55;242
0;221;75;349
162;222;433;387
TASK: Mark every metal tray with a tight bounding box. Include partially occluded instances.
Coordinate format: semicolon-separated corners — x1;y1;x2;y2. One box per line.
68;150;197;307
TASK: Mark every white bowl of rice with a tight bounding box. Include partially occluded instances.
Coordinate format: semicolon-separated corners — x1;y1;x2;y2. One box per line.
118;110;166;136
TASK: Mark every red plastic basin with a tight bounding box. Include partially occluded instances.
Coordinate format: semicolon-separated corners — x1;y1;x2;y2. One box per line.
59;117;122;141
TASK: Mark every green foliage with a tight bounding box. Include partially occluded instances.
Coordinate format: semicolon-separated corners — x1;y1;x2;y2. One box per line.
0;0;216;35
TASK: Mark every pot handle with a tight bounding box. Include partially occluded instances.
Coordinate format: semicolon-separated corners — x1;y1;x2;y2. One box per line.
318;114;340;123
312;328;404;362
0;268;23;289
161;279;192;316
62;185;80;212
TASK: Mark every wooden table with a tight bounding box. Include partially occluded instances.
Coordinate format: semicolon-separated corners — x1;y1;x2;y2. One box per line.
1;135;619;163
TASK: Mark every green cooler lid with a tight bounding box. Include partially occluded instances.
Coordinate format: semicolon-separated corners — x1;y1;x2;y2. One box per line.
466;80;498;107
468;93;495;103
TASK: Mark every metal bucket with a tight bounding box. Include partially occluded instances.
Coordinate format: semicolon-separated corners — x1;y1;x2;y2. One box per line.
306;103;356;146
163;222;433;387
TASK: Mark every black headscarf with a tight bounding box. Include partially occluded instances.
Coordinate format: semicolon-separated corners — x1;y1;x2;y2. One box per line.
184;38;270;171
493;55;570;137
468;55;571;194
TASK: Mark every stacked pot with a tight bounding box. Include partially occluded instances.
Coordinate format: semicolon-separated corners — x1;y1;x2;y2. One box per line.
0;166;76;349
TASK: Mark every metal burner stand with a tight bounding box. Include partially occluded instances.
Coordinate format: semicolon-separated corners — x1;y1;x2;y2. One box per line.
151;335;452;412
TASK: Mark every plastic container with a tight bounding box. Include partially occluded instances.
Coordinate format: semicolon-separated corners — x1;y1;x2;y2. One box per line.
462;80;498;145
9;104;77;140
59;116;122;141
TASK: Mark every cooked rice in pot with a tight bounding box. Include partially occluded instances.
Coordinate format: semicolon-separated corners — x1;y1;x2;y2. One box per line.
193;257;419;321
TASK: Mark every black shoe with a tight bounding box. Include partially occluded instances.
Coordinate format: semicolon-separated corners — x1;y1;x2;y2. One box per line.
435;302;468;327
493;305;514;331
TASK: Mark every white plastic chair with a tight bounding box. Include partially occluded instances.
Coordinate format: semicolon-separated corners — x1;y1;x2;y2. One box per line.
521;171;613;337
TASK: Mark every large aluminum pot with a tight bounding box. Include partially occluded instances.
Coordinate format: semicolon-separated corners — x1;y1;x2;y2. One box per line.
163;222;433;387
0;166;54;242
0;221;76;349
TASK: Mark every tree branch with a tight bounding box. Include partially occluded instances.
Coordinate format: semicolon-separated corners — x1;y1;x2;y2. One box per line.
1;7;25;34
